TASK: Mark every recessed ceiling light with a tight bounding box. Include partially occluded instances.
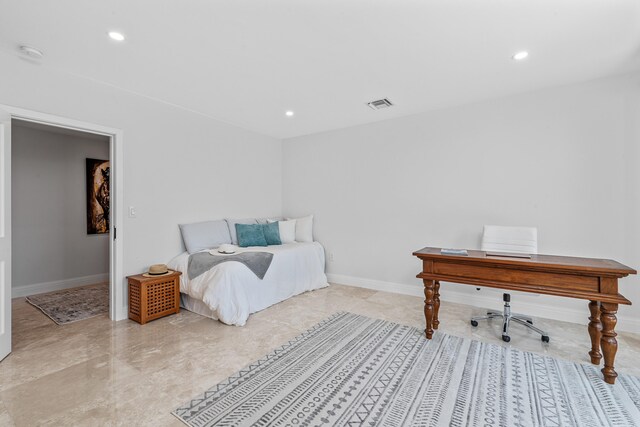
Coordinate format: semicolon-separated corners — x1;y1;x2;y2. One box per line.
512;51;529;61
108;31;125;42
285;111;294;117
19;45;44;59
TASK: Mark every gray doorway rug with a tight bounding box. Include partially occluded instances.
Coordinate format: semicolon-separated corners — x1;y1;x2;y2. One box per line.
25;284;109;325
173;312;640;427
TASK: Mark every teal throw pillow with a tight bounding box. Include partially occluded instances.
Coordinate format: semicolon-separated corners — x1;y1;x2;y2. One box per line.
262;222;282;245
235;223;268;247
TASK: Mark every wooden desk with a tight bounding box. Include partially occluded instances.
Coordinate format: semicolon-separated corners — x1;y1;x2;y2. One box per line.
413;247;636;384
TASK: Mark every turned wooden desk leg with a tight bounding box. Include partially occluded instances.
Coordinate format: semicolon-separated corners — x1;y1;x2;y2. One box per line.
588;301;602;365
600;302;619;384
433;281;440;330
423;279;435;339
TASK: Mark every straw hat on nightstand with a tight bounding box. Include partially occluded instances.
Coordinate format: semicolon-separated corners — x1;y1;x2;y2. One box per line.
142;264;174;278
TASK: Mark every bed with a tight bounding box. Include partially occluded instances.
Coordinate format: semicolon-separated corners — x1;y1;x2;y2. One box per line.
167;242;328;326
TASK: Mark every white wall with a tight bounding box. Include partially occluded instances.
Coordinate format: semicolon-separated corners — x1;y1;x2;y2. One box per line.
12;124;110;292
0;51;282;318
3;48;638;330
282;73;640;332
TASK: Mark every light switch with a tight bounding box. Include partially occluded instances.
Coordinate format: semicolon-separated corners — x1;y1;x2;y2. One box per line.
128;206;137;218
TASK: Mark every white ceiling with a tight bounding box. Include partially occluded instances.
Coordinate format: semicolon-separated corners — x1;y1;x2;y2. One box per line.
1;0;639;139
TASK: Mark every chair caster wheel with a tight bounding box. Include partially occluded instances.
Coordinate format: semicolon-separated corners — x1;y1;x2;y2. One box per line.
470;320;478;327
541;335;550;343
526;320;533;324
502;335;511;343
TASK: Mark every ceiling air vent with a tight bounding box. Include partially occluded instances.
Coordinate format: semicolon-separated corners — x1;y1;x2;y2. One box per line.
367;98;393;110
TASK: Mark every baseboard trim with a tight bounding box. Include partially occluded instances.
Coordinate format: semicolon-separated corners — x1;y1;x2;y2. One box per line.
12;273;110;298
327;273;640;334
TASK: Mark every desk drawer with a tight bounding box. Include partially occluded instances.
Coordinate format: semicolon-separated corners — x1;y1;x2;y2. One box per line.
433;261;599;292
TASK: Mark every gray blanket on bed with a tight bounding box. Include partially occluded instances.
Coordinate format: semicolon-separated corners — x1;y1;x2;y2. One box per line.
187;251;274;280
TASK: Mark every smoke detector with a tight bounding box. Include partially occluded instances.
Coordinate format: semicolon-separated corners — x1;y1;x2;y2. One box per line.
367;98;393;110
19;45;44;60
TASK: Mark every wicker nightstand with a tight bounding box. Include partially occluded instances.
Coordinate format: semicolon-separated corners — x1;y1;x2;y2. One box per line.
127;271;182;324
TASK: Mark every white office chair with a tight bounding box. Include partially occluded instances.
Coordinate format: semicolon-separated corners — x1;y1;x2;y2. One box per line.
470;225;550;343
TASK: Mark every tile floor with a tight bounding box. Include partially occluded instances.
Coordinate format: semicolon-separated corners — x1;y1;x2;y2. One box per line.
1;284;638;426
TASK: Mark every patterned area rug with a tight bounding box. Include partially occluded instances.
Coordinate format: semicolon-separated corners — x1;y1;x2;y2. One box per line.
26;284;109;325
174;312;640;427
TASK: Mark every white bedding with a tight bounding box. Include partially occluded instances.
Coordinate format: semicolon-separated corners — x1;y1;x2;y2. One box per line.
167;242;328;326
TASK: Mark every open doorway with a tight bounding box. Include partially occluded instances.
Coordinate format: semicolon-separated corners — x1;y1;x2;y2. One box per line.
0;106;123;362
12;120;111;325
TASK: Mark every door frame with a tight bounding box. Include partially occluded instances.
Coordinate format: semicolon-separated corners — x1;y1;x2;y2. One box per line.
2;104;125;321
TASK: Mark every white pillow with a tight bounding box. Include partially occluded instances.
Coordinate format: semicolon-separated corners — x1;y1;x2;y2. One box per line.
287;215;313;242
268;219;296;243
256;217;283;224
179;220;232;254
